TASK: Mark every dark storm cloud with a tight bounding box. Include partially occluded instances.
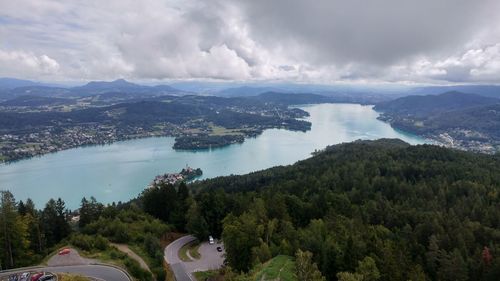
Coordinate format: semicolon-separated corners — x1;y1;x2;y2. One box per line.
233;0;497;66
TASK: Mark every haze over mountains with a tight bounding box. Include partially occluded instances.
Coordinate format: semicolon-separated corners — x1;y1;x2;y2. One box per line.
375;91;500;117
2;77;500;103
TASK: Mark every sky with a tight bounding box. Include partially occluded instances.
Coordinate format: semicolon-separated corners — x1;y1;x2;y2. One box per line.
1;0;500;84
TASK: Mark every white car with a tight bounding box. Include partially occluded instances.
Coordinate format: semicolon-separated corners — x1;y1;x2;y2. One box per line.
20;273;30;281
209;235;214;244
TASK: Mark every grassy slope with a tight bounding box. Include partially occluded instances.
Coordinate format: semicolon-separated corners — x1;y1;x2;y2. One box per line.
252;255;297;281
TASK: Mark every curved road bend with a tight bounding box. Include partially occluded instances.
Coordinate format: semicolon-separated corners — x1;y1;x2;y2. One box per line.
165;235;225;281
0;264;131;281
165;235;197;281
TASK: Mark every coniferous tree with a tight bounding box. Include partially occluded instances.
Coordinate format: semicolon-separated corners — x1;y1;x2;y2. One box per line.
0;191;29;269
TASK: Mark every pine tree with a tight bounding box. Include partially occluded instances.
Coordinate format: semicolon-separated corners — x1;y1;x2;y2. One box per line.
0;191;29;269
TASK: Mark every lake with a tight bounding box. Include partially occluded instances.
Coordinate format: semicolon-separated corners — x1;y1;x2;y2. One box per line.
0;104;427;209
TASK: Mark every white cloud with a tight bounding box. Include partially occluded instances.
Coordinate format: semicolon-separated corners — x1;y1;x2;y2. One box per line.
0;0;500;83
0;49;60;78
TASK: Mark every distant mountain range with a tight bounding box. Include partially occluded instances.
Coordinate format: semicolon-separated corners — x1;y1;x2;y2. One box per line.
2;77;500;104
407;85;500;99
0;95;75;107
374;91;500;117
0;78;53;89
251;92;338;105
0;78;186;101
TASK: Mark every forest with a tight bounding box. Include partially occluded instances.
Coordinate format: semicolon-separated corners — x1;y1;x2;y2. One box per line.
2;139;500;280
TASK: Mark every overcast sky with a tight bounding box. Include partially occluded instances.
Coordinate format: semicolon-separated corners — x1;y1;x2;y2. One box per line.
1;0;500;84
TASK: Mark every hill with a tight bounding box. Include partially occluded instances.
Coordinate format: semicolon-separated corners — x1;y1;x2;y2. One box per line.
0;95;75;107
252;92;335;105
0;79;185;101
186;139;500;280
374;92;500;153
217;86;285;97
0;77;45;89
374;91;499;117
408;85;500;99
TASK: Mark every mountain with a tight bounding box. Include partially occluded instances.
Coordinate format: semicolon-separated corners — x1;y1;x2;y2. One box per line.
152;84;183;93
216;86;286;97
408;85;500;99
0;86;72;100
71;79;186;96
71;79;149;95
374;91;499;117
0;95;75;107
253;92;335;105
0;79;186;101
0;78;46;89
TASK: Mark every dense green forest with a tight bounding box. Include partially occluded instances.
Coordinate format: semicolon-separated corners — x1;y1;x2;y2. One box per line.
2;139;500;280
185;139;500;280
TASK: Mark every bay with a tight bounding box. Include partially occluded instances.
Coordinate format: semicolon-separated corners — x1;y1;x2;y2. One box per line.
0;104;427;209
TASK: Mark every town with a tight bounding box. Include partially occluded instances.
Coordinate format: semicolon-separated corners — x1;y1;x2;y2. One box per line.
0;94;312;163
148;166;203;187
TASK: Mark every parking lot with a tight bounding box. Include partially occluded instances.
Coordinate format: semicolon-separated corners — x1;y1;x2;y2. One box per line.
0;271;56;281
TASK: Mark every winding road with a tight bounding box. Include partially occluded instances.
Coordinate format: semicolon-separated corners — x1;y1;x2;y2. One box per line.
0;248;131;281
0;264;130;281
164;235;225;281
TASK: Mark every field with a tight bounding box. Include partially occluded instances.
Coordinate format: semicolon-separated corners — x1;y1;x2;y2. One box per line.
209;124;244;136
251;255;297;281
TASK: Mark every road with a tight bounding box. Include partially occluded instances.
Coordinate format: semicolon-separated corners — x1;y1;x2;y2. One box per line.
165;235;197;281
0;264;130;281
165;235;225;281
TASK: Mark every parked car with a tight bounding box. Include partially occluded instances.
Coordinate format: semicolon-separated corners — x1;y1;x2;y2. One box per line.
30;273;43;281
58;248;71;255
209;235;214;244
19;273;30;281
38;273;55;281
216;246;223;252
8;274;19;281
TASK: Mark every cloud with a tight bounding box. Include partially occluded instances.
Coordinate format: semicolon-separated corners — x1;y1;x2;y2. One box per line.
0;49;60;78
232;0;498;65
0;0;500;83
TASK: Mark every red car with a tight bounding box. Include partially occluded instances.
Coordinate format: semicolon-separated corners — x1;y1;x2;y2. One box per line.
30;273;43;281
58;248;71;255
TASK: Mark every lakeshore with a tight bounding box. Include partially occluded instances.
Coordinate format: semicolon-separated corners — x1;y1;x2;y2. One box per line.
0;104;427;208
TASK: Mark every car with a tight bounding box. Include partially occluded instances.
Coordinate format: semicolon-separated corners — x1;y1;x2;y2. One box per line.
38;273;55;281
8;274;19;281
216;246;223;252
58;248;71;255
19;273;30;281
30;273;43;281
208;235;214;244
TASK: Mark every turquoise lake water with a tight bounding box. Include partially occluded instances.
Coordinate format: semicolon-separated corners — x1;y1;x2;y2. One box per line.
0;104;427;209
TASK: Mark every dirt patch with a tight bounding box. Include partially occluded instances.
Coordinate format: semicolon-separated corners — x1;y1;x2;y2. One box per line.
110;243;151;273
